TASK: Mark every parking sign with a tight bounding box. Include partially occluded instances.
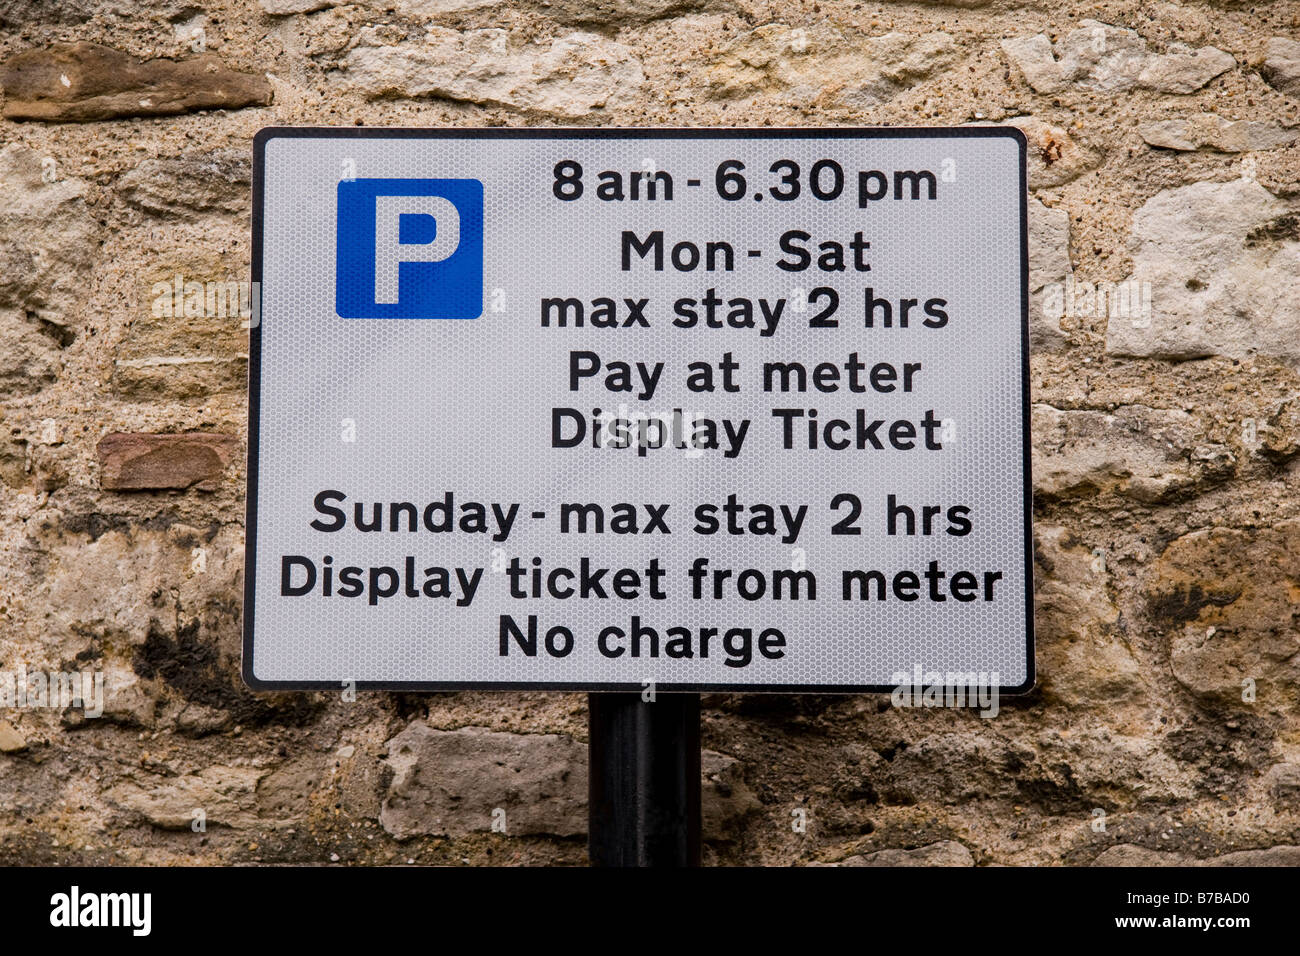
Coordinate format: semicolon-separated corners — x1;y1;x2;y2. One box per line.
245;128;1033;694
335;177;484;318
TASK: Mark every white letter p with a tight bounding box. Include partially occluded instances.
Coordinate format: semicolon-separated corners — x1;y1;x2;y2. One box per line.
374;195;460;304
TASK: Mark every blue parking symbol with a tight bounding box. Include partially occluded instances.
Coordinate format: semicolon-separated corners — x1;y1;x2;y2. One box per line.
336;178;483;319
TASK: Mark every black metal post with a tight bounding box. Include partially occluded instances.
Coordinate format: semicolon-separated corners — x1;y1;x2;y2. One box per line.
587;692;701;867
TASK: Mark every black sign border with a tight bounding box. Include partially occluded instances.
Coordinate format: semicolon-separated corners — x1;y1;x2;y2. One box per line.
245;126;1035;695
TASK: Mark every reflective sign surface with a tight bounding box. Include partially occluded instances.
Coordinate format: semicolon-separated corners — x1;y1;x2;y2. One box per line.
245;128;1033;693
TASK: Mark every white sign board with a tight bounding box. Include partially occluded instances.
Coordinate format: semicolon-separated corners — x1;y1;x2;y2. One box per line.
245;128;1033;693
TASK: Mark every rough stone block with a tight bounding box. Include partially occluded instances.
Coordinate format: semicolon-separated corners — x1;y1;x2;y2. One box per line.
2;42;273;121
98;433;241;491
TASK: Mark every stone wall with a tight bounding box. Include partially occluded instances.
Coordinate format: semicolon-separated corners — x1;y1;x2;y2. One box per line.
0;0;1298;866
